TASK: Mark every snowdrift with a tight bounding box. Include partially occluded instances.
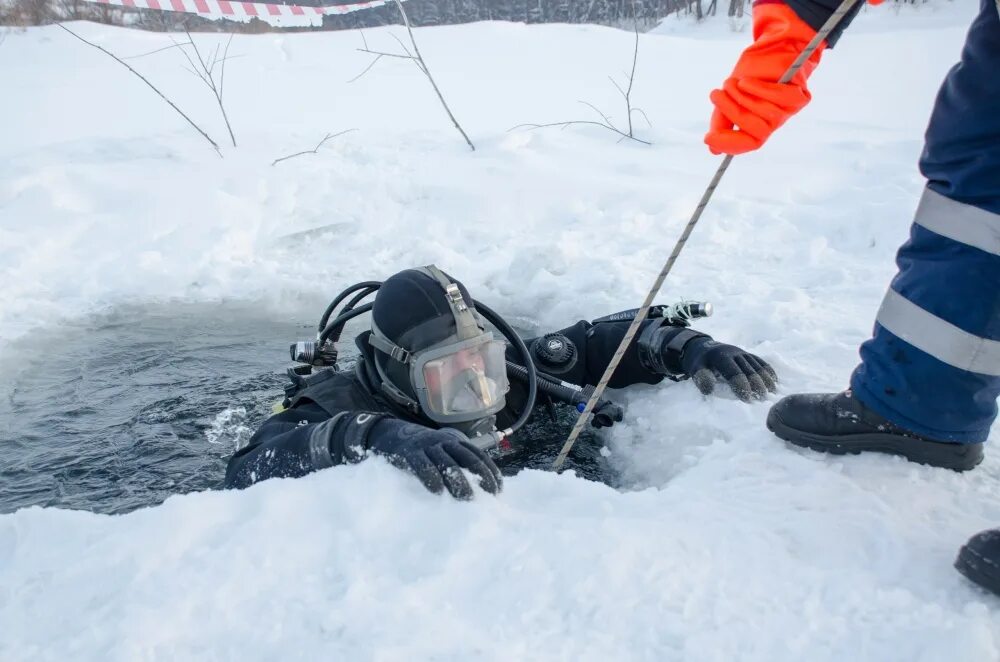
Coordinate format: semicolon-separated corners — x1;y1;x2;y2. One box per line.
2;3;999;659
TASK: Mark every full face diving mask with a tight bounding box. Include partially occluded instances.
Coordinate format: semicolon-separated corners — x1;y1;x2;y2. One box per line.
369;266;510;424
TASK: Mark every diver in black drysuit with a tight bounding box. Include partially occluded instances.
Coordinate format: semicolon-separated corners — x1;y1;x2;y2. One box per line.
225;266;778;499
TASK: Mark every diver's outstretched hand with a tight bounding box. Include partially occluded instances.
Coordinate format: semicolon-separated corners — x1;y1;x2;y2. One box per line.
336;414;502;499
679;339;778;402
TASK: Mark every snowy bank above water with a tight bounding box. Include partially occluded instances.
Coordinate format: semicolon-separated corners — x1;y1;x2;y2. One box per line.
3;457;1000;661
2;3;999;659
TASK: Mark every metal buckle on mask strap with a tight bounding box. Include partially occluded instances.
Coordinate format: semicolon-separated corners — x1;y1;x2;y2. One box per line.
368;319;422;413
368;322;412;365
445;283;466;310
368;265;483;367
384;344;411;364
417;265;483;341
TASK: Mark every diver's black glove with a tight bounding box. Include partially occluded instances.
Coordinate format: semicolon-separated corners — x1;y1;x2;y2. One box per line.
331;413;502;499
591;400;625;429
637;322;777;401
678;337;778;402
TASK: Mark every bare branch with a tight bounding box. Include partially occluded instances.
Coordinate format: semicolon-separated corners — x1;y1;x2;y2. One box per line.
390;32;416;60
579;100;619;133
185;29;210;75
172;35;210;86
508;121;651;146
271;129;357;166
630;107;653;129
390;0;474;151
609;75;628;102
122;42;188;60
348;53;385;83
182;30;237;148
515;2;649;146
352;1;475;151
214;65;237;147
214;54;243;66
624;10;641;137
511;121;607;132
219;34;234;99
356;47;414;61
180;63;203;81
207;42;221;76
58;24;221;156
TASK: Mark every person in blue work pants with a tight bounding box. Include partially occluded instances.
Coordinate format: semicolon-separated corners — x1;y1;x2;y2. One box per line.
704;0;1000;593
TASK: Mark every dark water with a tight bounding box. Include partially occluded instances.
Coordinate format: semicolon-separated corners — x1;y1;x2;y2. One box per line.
0;302;610;515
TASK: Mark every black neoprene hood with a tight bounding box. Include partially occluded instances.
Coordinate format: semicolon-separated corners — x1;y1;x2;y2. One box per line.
371;268;477;353
371;268;481;401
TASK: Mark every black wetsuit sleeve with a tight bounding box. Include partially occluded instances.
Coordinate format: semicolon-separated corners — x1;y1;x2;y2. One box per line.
778;0;862;47
533;320;666;390
225;402;337;489
224;403;425;489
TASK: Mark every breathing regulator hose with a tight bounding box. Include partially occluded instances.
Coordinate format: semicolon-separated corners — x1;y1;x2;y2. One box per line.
317;281;381;336
505;361;624;425
552;0;864;471
318;303;374;347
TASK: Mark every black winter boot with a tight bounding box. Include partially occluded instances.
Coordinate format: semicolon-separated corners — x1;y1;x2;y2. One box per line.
956;529;1000;597
766;390;983;471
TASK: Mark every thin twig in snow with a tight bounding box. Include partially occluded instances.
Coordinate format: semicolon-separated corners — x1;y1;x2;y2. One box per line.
122;42;188;60
620;17;641;137
510;121;651;145
271;129;357;166
631;107;653;129
58;24;221;156
389;32;414;59
510;7;650;146
580;100;617;131
177;30;237;148
348;54;384;83
349;1;475;151
219;37;233;99
392;0;471;149
355;47;414;62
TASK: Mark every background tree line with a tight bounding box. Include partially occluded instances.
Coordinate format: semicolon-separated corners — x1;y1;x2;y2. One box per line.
0;0;747;33
1;0;936;33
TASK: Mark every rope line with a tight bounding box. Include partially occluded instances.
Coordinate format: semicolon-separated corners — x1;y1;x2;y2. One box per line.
552;0;863;471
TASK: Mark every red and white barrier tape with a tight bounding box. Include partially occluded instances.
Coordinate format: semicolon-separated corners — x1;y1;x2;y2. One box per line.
80;0;404;25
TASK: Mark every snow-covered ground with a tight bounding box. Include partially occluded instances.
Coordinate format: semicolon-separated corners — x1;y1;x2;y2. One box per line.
3;2;999;659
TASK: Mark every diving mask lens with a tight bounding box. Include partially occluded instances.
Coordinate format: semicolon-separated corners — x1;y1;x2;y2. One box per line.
421;339;508;418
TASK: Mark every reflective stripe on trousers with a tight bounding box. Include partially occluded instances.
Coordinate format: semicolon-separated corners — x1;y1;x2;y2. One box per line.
874;189;1000;378
850;0;1000;444
850;189;1000;443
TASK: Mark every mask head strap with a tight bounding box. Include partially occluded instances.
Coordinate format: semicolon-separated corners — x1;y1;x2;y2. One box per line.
368;319;412;364
416;265;482;341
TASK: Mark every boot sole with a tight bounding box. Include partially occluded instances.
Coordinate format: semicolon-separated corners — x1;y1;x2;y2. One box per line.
955;542;1000;597
766;409;983;472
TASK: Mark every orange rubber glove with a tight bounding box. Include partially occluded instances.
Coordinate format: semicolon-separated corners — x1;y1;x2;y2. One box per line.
704;3;825;156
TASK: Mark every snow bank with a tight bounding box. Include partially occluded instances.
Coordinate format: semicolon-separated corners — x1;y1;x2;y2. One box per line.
2;2;999;659
4;457;999;661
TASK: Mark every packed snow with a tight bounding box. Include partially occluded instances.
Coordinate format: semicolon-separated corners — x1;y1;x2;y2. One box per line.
2;2;999;659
